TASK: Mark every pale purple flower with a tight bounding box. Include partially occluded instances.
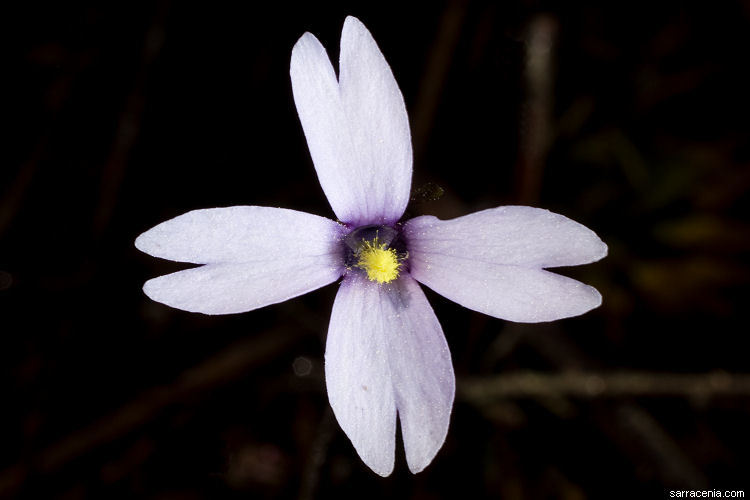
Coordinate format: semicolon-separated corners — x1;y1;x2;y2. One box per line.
135;16;607;476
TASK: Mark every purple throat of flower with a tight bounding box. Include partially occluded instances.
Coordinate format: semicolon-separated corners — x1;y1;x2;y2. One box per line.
342;224;410;284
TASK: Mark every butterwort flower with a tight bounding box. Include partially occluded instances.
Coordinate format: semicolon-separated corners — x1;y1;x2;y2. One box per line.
135;16;607;476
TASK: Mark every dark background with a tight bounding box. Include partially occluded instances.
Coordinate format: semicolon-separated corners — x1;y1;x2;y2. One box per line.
4;1;750;498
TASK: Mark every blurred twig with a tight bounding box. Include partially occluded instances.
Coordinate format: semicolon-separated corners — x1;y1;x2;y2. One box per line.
0;139;45;237
0;52;80;237
614;405;704;490
297;407;335;500
0;327;305;497
460;371;750;400
411;0;467;161
516;14;557;205
487;325;709;489
92;0;169;235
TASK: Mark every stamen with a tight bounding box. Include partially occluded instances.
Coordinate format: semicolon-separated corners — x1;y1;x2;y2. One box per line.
355;238;401;284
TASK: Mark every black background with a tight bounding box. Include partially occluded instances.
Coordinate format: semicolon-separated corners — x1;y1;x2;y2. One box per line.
4;1;750;498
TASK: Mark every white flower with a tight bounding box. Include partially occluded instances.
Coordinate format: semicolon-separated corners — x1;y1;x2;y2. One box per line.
136;16;607;476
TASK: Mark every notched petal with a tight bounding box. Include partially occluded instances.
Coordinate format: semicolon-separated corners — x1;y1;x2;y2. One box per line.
136;206;346;315
291;16;412;225
404;206;607;323
325;275;454;475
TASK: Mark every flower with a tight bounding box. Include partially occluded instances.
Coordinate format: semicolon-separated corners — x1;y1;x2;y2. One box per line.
135;16;607;476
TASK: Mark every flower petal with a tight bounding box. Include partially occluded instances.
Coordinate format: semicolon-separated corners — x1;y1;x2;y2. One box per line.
135;206;344;264
403;206;605;322
290;34;357;222
338;16;413;225
290;16;412;226
407;255;602;323
135;206;345;315
325;274;454;476
324;277;396;476
142;259;342;315
403;206;607;269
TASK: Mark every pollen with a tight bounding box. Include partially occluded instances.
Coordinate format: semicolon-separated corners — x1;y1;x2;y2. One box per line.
355;239;401;284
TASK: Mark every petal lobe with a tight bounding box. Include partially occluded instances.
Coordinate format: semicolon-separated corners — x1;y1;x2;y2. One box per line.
325;275;454;475
290;16;412;225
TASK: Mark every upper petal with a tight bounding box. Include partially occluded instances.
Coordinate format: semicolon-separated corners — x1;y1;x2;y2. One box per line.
403;206;607;269
135;206;345;264
290;16;412;226
290;33;358;223
325;274;454;476
338;16;413;225
135;206;345;315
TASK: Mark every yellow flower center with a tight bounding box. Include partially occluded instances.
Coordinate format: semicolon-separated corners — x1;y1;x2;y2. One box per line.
355;239;401;284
